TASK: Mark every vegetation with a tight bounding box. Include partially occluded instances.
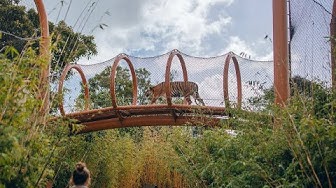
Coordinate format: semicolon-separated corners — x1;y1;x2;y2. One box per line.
0;46;71;187
172;92;336;187
59;65;335;187
0;0;97;80
1;44;336;188
76;66;151;109
1;2;336;187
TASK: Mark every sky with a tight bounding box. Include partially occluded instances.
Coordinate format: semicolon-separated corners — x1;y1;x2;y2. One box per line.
30;0;274;64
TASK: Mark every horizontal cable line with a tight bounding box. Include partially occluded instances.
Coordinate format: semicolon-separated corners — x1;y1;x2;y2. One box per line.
312;0;333;16
0;30;40;41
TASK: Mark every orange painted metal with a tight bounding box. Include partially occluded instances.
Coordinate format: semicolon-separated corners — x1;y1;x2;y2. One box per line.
34;0;51;117
54;51;232;134
58;64;90;116
223;52;242;109
34;0;49;56
165;49;189;106
110;54;138;122
79;115;221;133
331;0;336;90
110;54;138;108
59;104;226;133
273;0;290;106
63;104;227;122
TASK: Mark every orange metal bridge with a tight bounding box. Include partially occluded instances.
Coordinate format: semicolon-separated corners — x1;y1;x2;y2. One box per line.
58;50;242;133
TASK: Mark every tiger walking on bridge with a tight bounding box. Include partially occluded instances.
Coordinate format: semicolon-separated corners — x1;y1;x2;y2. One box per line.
145;81;206;106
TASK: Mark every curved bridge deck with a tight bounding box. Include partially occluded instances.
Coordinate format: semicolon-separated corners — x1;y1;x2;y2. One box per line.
63;105;227;133
57;50;245;133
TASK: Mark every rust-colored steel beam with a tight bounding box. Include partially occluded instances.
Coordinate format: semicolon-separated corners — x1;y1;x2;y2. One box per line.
51;104;227;133
34;0;51;116
110;54;138;108
165;49;189;106
223;52;242;109
63;104;227;122
331;0;336;90
273;0;290;106
77;115;221;133
58;64;90;115
110;54;137;123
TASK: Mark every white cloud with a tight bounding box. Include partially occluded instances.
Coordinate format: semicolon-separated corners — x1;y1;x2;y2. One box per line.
220;36;255;57
198;76;269;109
198;74;223;106
35;0;273;63
93;0;233;56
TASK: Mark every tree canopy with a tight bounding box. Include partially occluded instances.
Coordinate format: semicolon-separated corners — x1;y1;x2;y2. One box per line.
0;0;97;80
76;65;152;109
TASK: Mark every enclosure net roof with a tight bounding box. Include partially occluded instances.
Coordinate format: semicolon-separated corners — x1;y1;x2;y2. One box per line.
56;0;335;115
289;0;333;85
57;50;273;114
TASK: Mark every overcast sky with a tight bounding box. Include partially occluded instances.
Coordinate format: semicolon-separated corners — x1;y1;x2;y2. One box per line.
33;0;273;64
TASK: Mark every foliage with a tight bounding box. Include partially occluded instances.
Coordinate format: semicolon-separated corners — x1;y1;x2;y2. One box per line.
2;47;335;187
76;66;151;109
49;21;97;80
2;2;335;187
249;76;334;118
0;0;97;80
169;89;336;187
52;128;192;188
61;60;335;187
73;65;151;141
0;47;71;188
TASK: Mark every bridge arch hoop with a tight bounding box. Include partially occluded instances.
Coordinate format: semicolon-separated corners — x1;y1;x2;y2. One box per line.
58;64;90;116
110;54;138;109
165;49;189;106
223;52;242;109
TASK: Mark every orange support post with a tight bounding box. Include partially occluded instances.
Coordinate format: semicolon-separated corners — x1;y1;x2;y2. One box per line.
273;0;290;106
34;0;51;118
165;49;189;106
331;0;336;90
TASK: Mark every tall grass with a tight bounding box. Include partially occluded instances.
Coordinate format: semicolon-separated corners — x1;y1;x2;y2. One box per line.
52;127;195;188
0;46;71;187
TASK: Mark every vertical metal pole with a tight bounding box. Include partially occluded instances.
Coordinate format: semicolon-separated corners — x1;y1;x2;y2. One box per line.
288;0;292;79
331;0;336;91
273;0;290;106
34;0;50;118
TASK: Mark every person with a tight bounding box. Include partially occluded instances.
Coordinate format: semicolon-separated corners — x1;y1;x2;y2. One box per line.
69;162;91;188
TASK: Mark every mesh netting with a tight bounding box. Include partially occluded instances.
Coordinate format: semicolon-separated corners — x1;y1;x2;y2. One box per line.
289;0;333;85
12;0;335;115
57;51;274;114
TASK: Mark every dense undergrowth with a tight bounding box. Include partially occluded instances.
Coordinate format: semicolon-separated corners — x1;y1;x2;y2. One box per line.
1;47;336;187
0;47;70;187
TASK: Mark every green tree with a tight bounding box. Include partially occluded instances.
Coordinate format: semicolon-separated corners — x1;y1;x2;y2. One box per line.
0;46;71;188
0;0;97;80
249;76;335;120
74;65;151;140
76;66;151;109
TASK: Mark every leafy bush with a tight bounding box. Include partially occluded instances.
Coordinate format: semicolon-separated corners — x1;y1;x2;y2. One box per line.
51;127;192;188
169;89;336;187
0;47;70;188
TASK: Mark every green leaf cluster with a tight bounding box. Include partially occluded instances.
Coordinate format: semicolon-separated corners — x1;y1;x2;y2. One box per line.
169;89;336;187
0;47;72;188
0;0;97;81
52;128;191;188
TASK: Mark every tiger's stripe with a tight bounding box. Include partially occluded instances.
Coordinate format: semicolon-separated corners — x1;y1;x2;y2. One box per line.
145;81;205;106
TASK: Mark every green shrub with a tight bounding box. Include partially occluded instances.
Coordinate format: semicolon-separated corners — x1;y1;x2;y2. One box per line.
0;47;70;188
169;89;336;187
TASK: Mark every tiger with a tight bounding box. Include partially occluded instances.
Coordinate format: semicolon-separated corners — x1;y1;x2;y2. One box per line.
145;81;205;106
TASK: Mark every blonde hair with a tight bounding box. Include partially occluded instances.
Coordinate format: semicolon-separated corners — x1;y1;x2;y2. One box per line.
70;162;91;186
